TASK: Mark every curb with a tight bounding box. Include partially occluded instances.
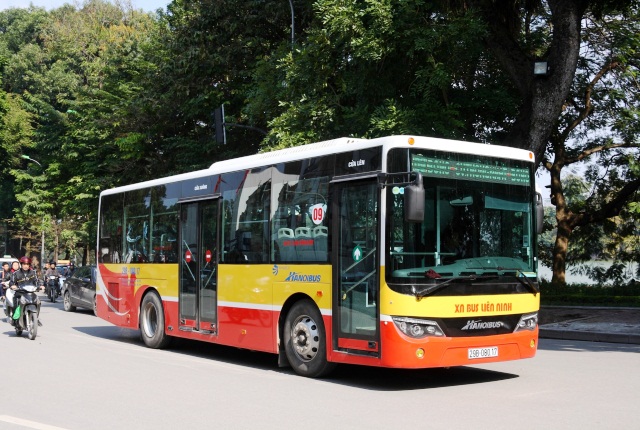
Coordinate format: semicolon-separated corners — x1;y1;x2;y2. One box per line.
539;327;640;345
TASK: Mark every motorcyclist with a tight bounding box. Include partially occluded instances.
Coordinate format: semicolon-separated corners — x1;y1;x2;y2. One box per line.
44;259;60;296
42;261;51;294
1;261;10;317
65;261;75;277
7;257;43;326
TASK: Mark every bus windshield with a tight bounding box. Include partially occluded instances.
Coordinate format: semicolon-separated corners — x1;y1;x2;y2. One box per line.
387;149;535;287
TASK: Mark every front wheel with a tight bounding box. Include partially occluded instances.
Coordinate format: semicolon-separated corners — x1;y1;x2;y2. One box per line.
140;292;171;349
63;291;76;312
283;299;335;378
27;311;37;340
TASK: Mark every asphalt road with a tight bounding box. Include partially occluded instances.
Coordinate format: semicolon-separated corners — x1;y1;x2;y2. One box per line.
2;296;639;430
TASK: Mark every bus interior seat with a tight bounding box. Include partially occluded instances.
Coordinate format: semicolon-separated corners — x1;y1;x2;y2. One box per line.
294;227;315;261
276;228;296;261
294;227;311;238
278;228;295;238
313;226;328;237
313;226;328;261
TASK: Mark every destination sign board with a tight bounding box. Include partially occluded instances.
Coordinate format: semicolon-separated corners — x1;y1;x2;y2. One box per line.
411;153;530;185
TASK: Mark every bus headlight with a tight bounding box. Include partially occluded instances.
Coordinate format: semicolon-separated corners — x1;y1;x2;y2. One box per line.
514;313;538;332
392;317;445;338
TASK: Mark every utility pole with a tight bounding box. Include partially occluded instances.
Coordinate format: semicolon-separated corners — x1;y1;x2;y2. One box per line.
21;155;45;266
288;0;295;48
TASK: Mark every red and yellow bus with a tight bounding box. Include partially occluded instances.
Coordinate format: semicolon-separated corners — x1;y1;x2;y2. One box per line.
96;135;542;377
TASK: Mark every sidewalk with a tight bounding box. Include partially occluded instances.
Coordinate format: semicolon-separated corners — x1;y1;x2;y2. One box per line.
539;306;640;345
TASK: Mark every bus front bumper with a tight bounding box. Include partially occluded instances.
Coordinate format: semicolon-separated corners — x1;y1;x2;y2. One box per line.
378;320;538;368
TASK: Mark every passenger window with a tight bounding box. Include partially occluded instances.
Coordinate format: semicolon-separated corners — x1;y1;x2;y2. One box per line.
99;194;123;264
123;189;151;263
150;184;179;263
272;161;330;263
220;168;271;263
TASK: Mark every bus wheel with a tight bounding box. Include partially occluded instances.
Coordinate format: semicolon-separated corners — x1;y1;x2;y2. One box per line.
140;292;171;349
284;299;336;378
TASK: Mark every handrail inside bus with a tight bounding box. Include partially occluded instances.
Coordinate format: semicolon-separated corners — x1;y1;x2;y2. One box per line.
341;270;376;299
342;247;376;274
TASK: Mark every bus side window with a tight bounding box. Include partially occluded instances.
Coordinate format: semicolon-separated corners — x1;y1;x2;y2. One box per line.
271;163;330;263
221;169;271;263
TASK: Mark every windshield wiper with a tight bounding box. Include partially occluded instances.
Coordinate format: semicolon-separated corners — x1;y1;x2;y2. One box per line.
510;271;539;296
412;275;498;300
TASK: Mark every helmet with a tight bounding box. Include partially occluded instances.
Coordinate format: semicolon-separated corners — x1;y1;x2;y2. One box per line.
19;256;31;264
49;260;56;265
69;262;74;267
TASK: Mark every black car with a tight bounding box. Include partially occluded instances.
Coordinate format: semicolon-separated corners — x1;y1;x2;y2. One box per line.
62;265;97;315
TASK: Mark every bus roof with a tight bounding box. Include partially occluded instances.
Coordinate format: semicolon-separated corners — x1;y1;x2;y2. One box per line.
100;135;534;195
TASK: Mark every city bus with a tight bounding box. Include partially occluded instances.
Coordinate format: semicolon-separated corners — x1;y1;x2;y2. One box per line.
96;135;543;377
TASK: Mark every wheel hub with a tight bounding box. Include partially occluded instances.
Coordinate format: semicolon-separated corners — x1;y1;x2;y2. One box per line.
292;316;320;361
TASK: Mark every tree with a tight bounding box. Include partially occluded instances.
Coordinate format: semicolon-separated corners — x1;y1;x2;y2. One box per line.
252;0;519;149
433;1;640;283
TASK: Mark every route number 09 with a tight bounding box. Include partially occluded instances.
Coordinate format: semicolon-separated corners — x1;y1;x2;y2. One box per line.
312;207;324;222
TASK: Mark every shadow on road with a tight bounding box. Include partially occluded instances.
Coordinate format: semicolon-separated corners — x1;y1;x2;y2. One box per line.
72;325;519;390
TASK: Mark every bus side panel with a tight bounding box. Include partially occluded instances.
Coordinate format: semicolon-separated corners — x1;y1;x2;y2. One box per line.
96;264;137;329
96;263;177;330
215;265;275;353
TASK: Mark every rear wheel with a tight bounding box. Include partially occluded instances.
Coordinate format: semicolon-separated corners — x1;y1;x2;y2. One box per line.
283;299;335;378
27;311;37;340
63;291;76;312
140;292;171;349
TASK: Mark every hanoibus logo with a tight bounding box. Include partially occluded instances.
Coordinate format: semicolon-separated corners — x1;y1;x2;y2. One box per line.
284;272;322;282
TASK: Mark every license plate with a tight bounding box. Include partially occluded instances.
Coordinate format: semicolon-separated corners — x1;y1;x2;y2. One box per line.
468;346;498;360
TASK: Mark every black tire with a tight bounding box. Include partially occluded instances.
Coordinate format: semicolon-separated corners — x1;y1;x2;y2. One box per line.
92;295;98;317
140;292;171;349
283;299;336;378
49;288;55;303
63;291;76;312
27;311;37;340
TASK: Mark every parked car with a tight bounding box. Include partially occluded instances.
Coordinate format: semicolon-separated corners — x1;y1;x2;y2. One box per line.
62;265;97;315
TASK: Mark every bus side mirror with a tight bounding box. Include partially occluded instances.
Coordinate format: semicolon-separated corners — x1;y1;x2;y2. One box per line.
535;192;544;234
404;173;424;223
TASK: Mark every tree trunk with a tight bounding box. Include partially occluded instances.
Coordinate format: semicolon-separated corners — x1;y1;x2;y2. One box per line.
552;216;573;284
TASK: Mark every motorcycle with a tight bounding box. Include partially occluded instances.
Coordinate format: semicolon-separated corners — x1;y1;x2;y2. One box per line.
11;283;41;340
46;275;60;303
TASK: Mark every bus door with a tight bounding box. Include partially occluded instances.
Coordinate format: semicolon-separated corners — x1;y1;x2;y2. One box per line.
332;179;380;355
179;199;219;334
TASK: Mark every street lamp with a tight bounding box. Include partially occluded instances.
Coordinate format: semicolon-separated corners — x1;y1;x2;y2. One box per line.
21;154;42;167
21;154;45;267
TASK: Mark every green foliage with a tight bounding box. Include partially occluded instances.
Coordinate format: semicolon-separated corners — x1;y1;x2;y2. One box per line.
256;0;518;149
540;280;640;307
